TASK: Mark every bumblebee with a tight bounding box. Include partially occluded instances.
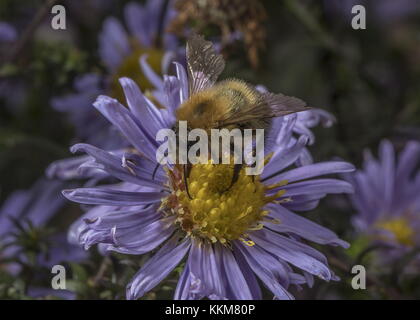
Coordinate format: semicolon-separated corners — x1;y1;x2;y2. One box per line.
157;34;309;196
176;78;267;132
178;34;308;131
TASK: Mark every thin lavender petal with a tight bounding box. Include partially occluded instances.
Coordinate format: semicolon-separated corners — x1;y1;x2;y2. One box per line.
62;188;163;206
126;237;191;300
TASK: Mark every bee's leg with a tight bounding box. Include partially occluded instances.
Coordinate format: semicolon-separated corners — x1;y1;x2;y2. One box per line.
222;163;242;193
152;163;161;180
183;163;193;200
231;163;242;187
251;175;257;192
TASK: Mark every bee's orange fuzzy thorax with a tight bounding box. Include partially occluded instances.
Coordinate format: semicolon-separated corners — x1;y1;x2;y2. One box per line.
176;88;228;130
175;79;260;131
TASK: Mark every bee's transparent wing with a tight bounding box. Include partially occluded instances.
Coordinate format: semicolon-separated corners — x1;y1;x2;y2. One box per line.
217;92;310;127
263;92;309;116
186;34;225;95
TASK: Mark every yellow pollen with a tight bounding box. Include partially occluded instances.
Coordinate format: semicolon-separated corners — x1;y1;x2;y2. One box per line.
240;238;256;246
266;180;288;191
110;46;163;103
377;217;415;247
164;162;286;244
264;152;274;165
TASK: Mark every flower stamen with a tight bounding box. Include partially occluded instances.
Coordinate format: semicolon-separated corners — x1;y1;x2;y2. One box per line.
163;161;287;244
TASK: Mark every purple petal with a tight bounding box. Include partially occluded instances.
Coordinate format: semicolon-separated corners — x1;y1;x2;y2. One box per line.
233;248;262;300
99;17;130;70
123;2;151;46
293;109;336;145
174;265;195;300
251;228;333;280
85;206;158;231
68;205;114;245
119;77;167;137
265;204;349;247
62;187;164;206
110;217;175;252
174;62;189;102
93;95;158;160
265;116;296;155
266;161;355;184
262;136;309;181
187;240;228;299
396;141;420;184
379;140;395;209
70;143;164;189
284;198;320;211
78;208;169;251
122;152;166;182
279;179;354;197
126;237;191;300
234;241;294;300
219;245;255;299
46;154;103;180
162;75;181;113
140;54;165;90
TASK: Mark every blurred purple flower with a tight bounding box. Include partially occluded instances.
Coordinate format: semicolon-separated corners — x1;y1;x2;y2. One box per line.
51;0;180;146
0;179;64;240
344;140;420;252
0;22;28;110
61;48;354;299
0;179;86;273
48;0;184;183
0;22;17;42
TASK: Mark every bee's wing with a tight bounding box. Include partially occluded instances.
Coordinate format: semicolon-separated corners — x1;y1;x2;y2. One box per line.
263;92;309;116
216;92;310;127
186;34;225;95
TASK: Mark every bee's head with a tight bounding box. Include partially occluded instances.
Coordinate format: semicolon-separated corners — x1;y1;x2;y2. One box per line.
175;88;227;131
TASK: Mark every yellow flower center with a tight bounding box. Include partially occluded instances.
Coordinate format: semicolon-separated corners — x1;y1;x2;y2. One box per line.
163;162;286;245
377;217;415;247
110;47;163;103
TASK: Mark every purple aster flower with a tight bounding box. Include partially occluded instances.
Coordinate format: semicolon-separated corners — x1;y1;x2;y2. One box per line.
62;36;354;300
343;140;420;253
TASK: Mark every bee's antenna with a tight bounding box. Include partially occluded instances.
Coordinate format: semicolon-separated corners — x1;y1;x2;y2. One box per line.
183;164;193;200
